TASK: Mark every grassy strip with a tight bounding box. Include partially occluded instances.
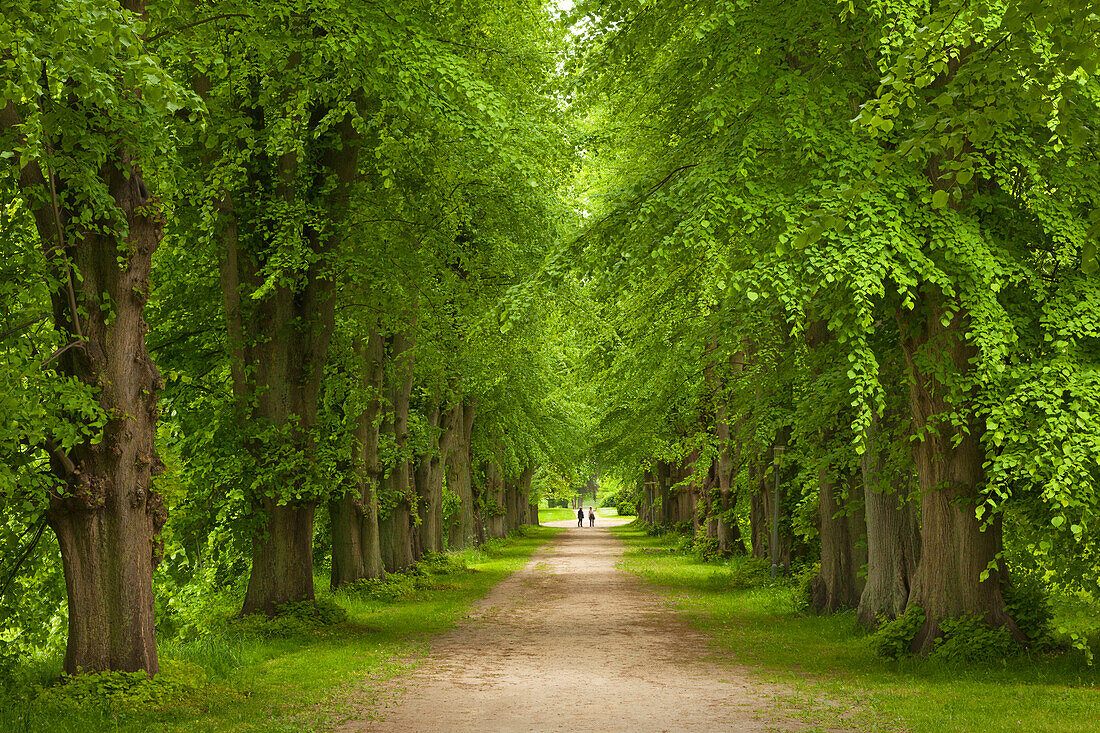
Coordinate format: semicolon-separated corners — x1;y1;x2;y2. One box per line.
537;506;624;523
1;526;562;733
610;522;1100;733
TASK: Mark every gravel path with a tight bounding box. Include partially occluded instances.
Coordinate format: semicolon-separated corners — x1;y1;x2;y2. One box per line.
334;518;806;732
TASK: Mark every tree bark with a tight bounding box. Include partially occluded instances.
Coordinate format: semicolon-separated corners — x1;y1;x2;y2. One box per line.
810;466;862;613
415;405;449;555
898;288;1023;652
330;326;386;588
485;462;506;539
446;402;477;548
379;328;416;573
857;411;919;627
237;112;358;615
749;459;768;559
517;465;535;528
3;85;167;673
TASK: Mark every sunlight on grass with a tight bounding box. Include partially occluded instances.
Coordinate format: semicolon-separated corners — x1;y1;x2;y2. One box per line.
610;523;1100;733
0;527;561;733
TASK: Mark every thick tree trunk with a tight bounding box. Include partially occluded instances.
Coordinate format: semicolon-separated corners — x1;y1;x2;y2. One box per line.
517;465;535;528
242;502;316;615
898;289;1023;652
3;97;167;674
237;114;357;615
416;404;450;555
485;462;506;539
810;467;861;613
330;327;386;588
446;402;477;548
380;328;416;573
239;274;332;614
858;412;919;627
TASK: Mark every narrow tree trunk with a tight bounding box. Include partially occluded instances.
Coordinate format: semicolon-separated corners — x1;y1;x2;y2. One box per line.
898;289;1023;652
517;465;535;528
472;463;487;545
750;460;768;559
416;405;449;555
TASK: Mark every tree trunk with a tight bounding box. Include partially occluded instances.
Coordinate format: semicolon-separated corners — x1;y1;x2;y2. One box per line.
416;405;449;555
380;328;416;573
446;402;477;548
330;327;386;588
2;95;167;674
472;463;487;545
750;460;768;559
858;411;919;627
236;114;357;615
485;462;506;539
517;465;535;528
810;466;861;613
241;502;316;615
898;289;1023;652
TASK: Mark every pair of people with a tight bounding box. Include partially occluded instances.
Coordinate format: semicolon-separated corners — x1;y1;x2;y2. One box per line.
576;506;595;527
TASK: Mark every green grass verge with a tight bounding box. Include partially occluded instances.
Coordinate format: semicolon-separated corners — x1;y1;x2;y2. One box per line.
610;522;1100;733
1;526;562;733
537;506;627;523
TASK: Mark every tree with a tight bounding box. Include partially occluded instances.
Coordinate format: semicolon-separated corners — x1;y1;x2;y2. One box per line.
0;0;194;673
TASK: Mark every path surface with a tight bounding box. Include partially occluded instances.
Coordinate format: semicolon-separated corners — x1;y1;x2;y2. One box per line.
334;519;803;732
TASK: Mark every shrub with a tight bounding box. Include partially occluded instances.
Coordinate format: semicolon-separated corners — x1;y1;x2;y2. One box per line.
929;614;1016;664
793;562;820;612
870;605;926;659
35;659;208;712
1002;574;1054;647
704;557;771;591
416;552;468;576
599;484;639;516
690;537;721;562
230;598;347;638
342;574;418;602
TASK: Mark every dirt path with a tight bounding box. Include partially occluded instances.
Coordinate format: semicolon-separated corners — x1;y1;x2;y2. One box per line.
334;519;803;732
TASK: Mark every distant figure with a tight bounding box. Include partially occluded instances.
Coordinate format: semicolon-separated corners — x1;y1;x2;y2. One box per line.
577;506;584;527
588;507;595;527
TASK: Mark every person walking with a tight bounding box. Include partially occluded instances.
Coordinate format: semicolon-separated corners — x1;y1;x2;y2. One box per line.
588;507;595;527
577;506;584;527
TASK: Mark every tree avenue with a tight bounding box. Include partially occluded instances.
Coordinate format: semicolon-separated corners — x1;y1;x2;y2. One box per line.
0;0;1098;706
568;0;1100;656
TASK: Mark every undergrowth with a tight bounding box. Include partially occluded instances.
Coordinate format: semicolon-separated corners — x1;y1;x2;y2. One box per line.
0;527;561;733
610;521;1100;733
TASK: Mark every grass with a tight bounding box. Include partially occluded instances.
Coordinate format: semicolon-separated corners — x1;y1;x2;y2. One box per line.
0;526;561;733
610;522;1100;733
537;506;626;523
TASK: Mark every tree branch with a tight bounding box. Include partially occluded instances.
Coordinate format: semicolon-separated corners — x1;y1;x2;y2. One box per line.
147;14;251;43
